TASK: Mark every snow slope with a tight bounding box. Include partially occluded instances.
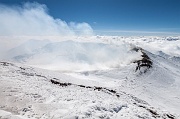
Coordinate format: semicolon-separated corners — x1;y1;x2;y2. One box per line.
0;36;180;119
0;61;177;119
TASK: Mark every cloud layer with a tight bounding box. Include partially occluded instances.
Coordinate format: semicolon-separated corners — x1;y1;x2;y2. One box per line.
0;2;93;36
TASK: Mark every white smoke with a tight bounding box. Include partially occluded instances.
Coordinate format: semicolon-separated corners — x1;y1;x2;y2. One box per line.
0;2;93;36
17;40;142;72
0;2;94;59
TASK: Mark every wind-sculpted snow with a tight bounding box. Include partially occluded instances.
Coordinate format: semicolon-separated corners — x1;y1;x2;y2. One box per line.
1;36;180;118
0;61;177;119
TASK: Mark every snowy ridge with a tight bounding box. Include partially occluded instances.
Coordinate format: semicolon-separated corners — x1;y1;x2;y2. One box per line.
0;60;178;119
1;36;180;119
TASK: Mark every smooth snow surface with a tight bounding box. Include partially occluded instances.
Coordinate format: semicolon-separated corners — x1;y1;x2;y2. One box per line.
0;36;180;119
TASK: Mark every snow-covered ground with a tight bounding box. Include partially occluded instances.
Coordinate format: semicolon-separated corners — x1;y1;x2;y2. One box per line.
0;36;180;119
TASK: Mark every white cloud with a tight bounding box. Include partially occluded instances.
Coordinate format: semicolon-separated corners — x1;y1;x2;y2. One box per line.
69;22;94;36
0;2;94;36
0;2;94;58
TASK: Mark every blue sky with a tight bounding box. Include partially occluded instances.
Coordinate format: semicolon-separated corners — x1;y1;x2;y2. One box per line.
0;0;180;36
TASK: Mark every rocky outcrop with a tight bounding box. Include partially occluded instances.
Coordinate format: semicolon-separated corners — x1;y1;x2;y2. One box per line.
132;47;153;73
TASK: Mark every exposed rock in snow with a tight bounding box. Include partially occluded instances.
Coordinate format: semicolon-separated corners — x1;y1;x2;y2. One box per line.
0;36;180;119
0;57;179;119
